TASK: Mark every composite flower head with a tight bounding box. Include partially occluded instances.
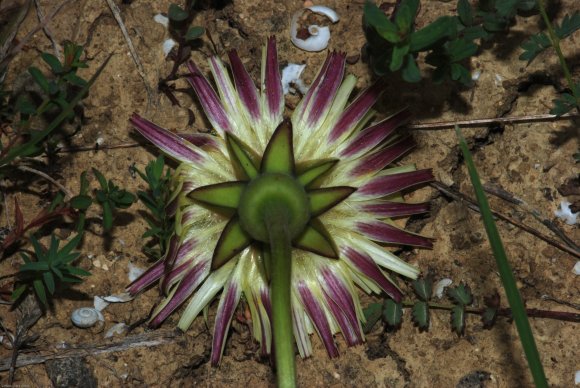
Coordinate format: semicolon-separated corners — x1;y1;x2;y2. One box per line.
128;37;433;364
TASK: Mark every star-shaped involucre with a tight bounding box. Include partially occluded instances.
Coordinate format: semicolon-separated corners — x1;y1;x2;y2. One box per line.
128;37;433;366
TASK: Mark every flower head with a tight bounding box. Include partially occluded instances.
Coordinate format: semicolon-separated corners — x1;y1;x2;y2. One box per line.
129;37;432;365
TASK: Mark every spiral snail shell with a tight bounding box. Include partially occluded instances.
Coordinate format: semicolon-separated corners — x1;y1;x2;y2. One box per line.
71;307;104;328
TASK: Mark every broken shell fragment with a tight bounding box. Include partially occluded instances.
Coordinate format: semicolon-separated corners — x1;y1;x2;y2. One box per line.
291;6;339;52
71;307;104;328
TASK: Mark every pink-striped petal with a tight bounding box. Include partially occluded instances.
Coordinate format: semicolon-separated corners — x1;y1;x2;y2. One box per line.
328;78;387;144
228;50;260;120
150;261;209;328
130;114;206;163
341;247;402;301
321;268;362;346
211;280;242;366
355;169;434;199
349;136;415;177
356;221;434;249
297;281;339;358
161;261;191;293
186;61;233;135
295;52;345;128
126;259;165;295
339;109;411;158
358;201;430;218
262;37;283;121
178;133;219;150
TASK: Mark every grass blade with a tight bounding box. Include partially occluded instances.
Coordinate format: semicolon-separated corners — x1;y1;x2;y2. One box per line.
455;125;547;387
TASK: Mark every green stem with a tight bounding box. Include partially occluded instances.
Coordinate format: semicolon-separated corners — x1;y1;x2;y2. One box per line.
538;0;580;112
456;126;548;388
264;207;296;388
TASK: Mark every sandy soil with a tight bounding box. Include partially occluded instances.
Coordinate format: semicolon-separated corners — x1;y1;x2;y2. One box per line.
1;0;579;387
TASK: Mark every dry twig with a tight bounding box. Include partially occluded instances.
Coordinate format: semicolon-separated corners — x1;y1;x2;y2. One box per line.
432;180;580;259
0;329;182;372
407;112;579;130
104;0;154;109
33;0;62;60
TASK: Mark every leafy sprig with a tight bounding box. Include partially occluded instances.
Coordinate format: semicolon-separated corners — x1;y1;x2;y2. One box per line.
158;1;205;106
131;156;173;258
93;168;136;232
12;234;90;306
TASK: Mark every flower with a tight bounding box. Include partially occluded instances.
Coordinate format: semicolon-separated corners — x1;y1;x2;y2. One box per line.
128;37;432;365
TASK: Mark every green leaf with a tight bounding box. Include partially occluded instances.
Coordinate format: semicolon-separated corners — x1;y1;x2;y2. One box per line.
212;217;252;270
101;200;113;231
411;301;429;329
292;220;338;259
93;168;108;190
448;39;478;62
63;72;87;87
362;302;383;334
519;32;551;64
383;299;403;327
364;2;400;43
20;261;50;272
29;67;50;93
11;284;27;301
43;271;55;294
390;44;409;71
226;133;258;179
168;3;189;22
15;95;37;115
482;307;498;328
409;16;455;51
402;55;421;82
451;305;465;335
395;0;417;34
30;236;45;258
260;119;294;174
457;0;473;26
70;194;92;210
189;181;246;209
555;12;580;39
41;52;63;73
65;267;91;277
79;171;89;195
33;278;48;306
297;159;338;188
447;283;472;306
308;187;356;217
550;93;578;116
412;277;432;301
61;234;82;256
495;0;518;18
185;26;205;41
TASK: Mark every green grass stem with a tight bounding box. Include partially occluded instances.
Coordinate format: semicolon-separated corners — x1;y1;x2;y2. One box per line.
455;125;548;388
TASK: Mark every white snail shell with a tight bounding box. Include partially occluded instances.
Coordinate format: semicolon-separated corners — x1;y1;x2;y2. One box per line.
71;307;104;328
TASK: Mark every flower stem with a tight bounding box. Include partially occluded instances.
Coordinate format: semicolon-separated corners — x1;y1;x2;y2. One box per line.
264;207;296;388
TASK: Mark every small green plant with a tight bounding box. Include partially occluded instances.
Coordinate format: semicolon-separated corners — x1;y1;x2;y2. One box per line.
11;234;90;307
131;156;173;258
0;46;110;173
93;168;137;232
520;6;580;115
158;0;205;106
363;0;536;85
